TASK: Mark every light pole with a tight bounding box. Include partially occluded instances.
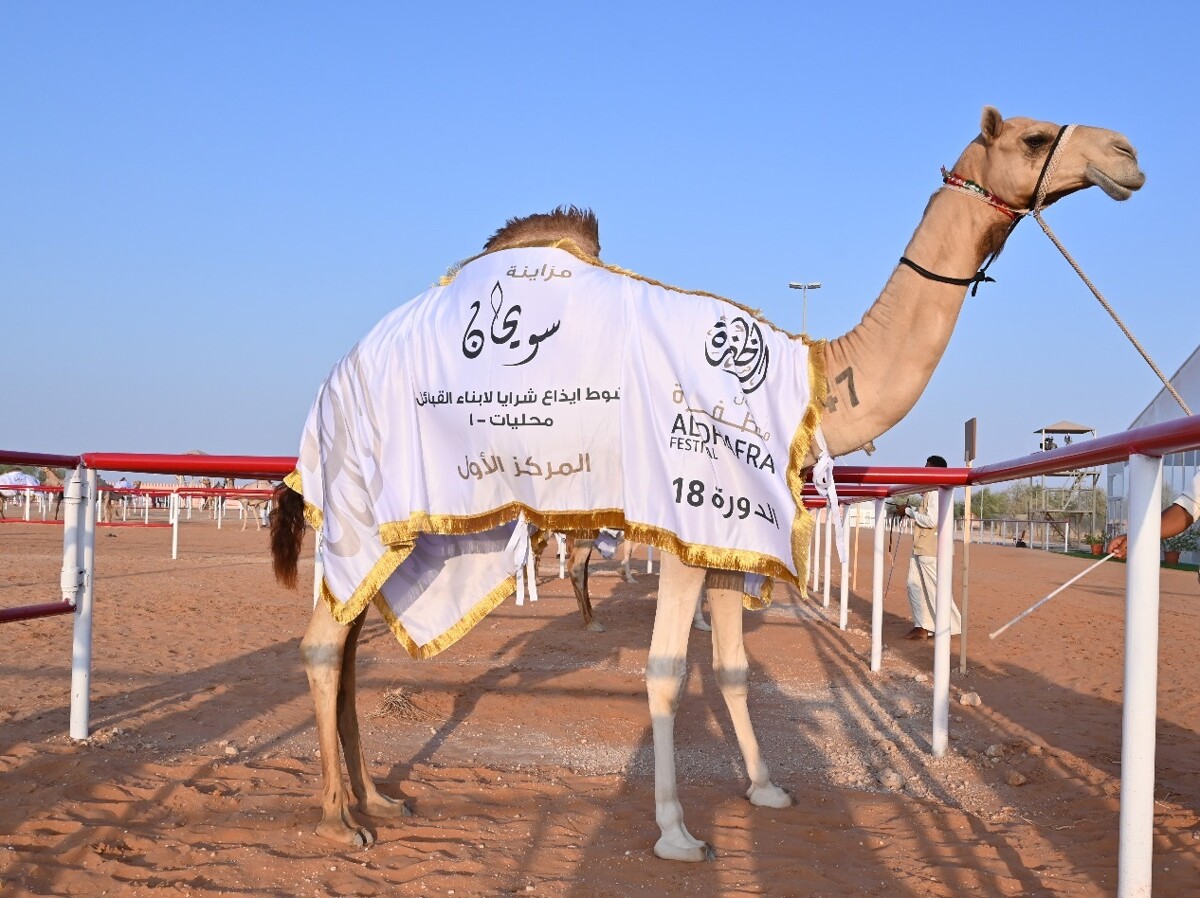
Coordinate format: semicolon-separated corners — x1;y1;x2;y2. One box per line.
788;281;822;333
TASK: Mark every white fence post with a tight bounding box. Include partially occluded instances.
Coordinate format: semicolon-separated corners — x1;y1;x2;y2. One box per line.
1118;453;1163;898
69;467;98;741
839;505;850;629
810;507;822;595
871;498;884;672
822;505;833;609
931;485;954;757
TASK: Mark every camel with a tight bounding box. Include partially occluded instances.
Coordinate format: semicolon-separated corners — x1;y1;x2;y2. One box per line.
206;478;273;529
38;467;66;520
236;480;275;531
34;466;118;522
271;107;1144;860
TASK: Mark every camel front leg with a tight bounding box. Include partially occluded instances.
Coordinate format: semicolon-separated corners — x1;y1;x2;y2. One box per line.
300;602;376;848
707;586;791;809
647;553;712;861
336;608;411;822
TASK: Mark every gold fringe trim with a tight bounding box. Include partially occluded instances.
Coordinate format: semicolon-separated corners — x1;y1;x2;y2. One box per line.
319;541;415;626
785;338;828;588
323;507;806;655
379;505;626;547
622;522;797;590
283;469;324;531
373;573;517;660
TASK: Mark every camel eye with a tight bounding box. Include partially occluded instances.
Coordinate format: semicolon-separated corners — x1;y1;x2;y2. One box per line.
1023;133;1051;150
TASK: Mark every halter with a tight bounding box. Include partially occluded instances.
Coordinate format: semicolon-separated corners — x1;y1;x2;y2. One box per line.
903;126;1190;414
900;124;1074;295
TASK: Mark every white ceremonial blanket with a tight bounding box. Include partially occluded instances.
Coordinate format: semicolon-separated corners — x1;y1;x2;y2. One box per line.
288;244;827;657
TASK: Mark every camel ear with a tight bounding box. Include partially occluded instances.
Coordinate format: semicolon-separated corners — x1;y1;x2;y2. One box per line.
980;106;1003;143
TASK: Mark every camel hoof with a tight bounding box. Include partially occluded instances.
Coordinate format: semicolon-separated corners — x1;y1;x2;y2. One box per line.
653;837;714;862
586;620;606;633
317;821;375;849
747;782;792;809
361;793;412;820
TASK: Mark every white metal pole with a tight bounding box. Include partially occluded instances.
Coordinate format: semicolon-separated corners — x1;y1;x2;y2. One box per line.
931;486;954;757
557;533;566;579
1118;453;1162;898
850;503;860;592
961;472;972;676
811;507;822;595
839;506;849;630
822;505;833;609
646;544;653;574
69;468;98;740
171;492;180;560
59;468;84;603
871;499;885;672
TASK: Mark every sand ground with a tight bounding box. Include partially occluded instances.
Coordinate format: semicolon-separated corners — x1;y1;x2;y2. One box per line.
1;517;1198;897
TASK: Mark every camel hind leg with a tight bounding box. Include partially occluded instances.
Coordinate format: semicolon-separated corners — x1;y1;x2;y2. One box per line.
300;602;409;848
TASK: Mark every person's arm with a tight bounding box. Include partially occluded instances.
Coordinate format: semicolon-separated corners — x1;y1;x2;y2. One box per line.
1109;502;1196;558
905;490;937;529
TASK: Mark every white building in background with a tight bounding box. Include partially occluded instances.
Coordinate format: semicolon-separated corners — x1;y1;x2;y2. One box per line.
1106;344;1200;563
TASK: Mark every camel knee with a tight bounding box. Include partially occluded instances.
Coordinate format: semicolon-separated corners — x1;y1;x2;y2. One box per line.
715;665;749;698
646;660;687;715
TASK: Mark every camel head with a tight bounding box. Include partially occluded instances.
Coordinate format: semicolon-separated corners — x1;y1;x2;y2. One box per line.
955;106;1145;214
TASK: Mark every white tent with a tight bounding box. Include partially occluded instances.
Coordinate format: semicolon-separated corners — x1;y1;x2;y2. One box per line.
1106;344;1200;558
0;471;40;488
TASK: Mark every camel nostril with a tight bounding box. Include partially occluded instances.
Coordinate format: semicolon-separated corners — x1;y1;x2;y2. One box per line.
1114;140;1137;159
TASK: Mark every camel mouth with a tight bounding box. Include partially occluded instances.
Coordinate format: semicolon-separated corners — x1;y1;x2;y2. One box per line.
1086;163;1146;201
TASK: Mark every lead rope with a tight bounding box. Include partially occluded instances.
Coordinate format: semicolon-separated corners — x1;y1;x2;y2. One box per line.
950;124;1191;416
1032;211;1190;415
1030;125;1191;414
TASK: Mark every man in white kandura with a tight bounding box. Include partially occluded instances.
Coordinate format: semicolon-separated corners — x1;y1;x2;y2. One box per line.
903;454;962;640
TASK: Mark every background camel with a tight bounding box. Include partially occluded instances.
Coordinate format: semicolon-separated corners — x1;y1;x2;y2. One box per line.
35;466;119;523
272;107;1144;860
38;467;65;520
558;533;708;632
232;479;275;530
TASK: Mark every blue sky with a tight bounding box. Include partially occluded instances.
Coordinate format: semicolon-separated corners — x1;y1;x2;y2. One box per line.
3;2;1197;475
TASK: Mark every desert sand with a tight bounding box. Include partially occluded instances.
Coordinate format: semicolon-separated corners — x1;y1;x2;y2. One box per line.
1;515;1199;897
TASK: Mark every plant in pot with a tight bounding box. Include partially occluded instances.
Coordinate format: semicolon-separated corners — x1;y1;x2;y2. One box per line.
1162;524;1200;565
1084;533;1106;555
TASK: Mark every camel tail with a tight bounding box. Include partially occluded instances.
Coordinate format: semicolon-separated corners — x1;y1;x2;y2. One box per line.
270;484;307;590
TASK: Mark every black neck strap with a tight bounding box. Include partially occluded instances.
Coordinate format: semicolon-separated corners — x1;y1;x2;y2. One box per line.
897;256;996;295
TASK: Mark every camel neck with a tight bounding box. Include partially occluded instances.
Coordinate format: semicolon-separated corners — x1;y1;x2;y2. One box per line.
816;185;1016;459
